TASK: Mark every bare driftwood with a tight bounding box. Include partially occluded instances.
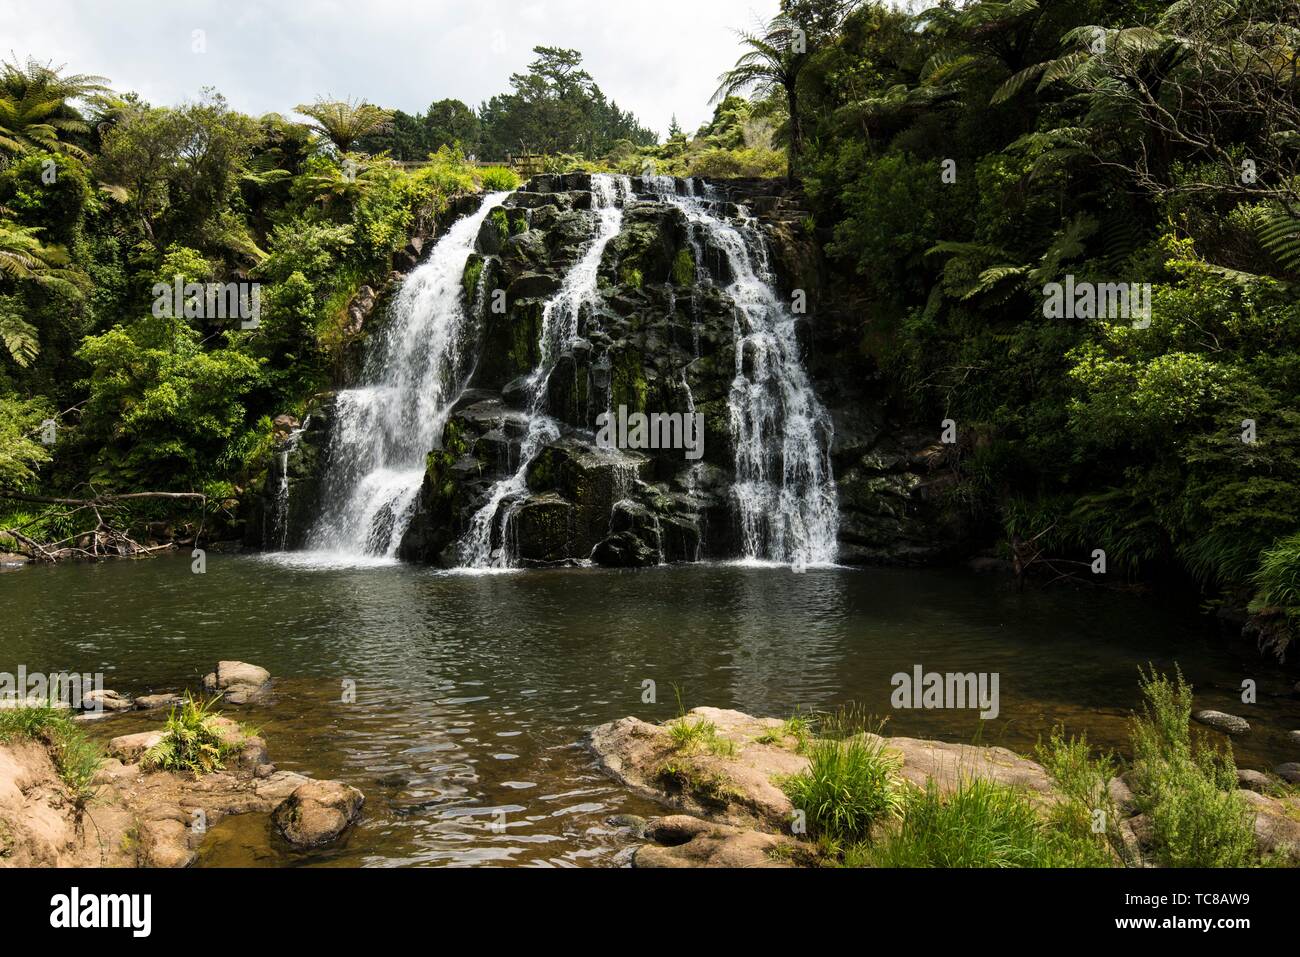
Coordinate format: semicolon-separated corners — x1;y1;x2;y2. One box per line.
0;488;207;563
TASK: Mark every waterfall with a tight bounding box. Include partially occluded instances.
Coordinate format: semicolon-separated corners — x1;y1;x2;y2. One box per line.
299;192;510;562
645;176;839;568
458;174;633;568
270;417;310;549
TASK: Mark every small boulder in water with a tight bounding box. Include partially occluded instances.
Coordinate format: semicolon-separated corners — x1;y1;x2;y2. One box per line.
81;689;134;713
135;693;185;711
1274;763;1300;784
202;661;271;704
1191;710;1250;735
272;779;364;847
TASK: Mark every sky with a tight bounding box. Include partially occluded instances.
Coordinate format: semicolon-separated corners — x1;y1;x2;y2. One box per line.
0;0;789;139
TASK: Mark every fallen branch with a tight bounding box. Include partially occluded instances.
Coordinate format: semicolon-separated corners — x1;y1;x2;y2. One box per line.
0;488;208;563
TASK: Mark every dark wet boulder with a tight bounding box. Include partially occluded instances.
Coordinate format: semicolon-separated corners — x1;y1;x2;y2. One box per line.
510;493;577;565
1192;710;1251;735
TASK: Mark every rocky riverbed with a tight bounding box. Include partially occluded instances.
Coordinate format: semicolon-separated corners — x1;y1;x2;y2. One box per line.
0;661;363;867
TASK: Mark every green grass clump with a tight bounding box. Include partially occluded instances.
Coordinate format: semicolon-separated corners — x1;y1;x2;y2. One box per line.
1127;666;1258;867
868;778;1088;867
666;687;737;757
142;694;238;778
478;166;520;192
666;715;736;756
781;717;903;844
757;713;814;751
0;704;102;806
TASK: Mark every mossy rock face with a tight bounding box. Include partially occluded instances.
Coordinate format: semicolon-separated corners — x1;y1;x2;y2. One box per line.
610;348;649;415
510;493;577;564
524;438;651;553
601;204;686;289
471;299;544;391
462;253;485;302
672;248;696;286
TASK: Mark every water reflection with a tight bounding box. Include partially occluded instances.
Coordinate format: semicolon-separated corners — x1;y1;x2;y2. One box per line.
0;554;1296;867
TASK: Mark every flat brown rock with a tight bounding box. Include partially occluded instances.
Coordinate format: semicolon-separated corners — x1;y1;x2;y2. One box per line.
588;709;808;831
633;815;794;868
867;734;1058;802
2;715;355;867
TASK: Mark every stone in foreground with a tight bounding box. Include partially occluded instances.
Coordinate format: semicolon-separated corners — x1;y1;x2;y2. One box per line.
272;779;364;848
633;815;794;868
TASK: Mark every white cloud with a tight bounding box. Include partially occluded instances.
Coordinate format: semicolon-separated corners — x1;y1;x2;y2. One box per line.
0;0;783;139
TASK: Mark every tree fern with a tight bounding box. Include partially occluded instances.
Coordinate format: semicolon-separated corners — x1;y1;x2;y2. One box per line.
1257;208;1300;274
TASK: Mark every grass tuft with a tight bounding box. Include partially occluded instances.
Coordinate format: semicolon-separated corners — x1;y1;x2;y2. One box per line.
0;704;102;807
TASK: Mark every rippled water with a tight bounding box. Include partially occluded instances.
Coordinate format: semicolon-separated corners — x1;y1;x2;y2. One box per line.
2;556;1297;867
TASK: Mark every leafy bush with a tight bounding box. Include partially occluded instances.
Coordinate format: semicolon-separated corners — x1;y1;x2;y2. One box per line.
1128;667;1258;867
685;147;784;180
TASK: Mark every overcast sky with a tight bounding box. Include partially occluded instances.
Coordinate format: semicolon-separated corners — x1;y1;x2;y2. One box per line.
0;0;794;139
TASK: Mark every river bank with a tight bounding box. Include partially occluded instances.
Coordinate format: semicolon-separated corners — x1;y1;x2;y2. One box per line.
587;704;1300;868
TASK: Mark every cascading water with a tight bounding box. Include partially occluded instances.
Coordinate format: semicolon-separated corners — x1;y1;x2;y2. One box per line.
644;176;838;567
458;174;633;568
297;192;509;562
270;417;310;550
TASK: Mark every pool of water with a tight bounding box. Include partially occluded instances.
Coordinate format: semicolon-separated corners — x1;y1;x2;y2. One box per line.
2;554;1296;866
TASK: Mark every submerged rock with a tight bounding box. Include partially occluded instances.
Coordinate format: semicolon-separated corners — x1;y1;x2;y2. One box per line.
81;689;134;713
135;693;185;711
1191;710;1251;735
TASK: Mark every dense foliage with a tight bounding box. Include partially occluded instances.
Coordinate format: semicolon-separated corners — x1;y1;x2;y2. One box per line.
781;0;1299;625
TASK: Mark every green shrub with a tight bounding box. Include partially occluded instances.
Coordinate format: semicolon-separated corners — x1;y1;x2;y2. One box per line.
478;166;520;191
1036;727;1124;866
142;694;238;778
1128;667;1259;867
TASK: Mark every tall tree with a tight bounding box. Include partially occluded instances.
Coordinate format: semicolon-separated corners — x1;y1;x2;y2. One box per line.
714;1;862;181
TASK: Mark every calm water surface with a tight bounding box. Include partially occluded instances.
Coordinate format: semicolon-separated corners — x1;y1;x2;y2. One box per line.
2;555;1296;867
